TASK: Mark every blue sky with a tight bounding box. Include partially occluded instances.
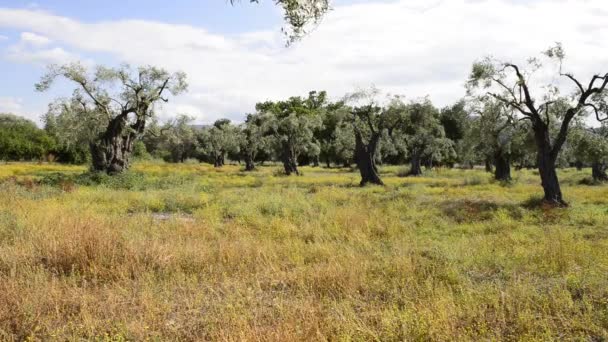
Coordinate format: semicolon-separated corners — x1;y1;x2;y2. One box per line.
0;0;286;120
0;0;607;125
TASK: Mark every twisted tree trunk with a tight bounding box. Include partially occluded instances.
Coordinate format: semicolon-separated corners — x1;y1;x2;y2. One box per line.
485;156;494;173
281;143;299;175
592;162;608;182
213;154;223;168
408;151;423;176
494;150;511;181
90;113;144;174
355;131;383;186
244;153;256;171
534;124;566;206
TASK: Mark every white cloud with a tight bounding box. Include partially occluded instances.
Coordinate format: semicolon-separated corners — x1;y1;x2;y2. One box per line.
0;96;46;123
0;0;607;123
0;96;24;114
6;45;79;65
4;31;79;66
20;31;51;46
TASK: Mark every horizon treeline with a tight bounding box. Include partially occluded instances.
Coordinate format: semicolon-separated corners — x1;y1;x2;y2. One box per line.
1;91;606;180
1;43;607;206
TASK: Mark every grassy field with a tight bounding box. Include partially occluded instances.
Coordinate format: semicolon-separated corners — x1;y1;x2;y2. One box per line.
0;162;607;341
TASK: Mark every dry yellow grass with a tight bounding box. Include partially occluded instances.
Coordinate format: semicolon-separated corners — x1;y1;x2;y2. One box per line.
0;162;607;340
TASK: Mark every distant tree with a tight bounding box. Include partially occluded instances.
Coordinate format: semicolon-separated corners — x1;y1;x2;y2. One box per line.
43;98;102;164
160;115;199;163
440;100;472;167
467;43;608;206
344;88;403;186
0;114;55;161
232;0;330;45
332;121;356;167
36;63;187;174
198;119;239;167
256;91;324;175
396;99;453;176
570;125;608;182
470;99;523;181
239;114;271;171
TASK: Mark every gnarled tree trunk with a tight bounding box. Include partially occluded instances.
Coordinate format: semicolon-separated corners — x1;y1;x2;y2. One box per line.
213;153;225;168
494;150;511;181
535;124;566;206
281;144;299;175
485;157;494;173
409;152;423;176
90;113;144;174
355;131;383;186
424;156;433;171
592;162;608;182
244;153;256;171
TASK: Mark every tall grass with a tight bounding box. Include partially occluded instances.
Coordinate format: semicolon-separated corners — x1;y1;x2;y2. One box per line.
0;162;607;340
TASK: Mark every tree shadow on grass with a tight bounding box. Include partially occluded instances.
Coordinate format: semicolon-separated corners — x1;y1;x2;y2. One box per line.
441;199;524;223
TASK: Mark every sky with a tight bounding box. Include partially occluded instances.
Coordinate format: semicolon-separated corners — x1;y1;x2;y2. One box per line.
0;0;607;125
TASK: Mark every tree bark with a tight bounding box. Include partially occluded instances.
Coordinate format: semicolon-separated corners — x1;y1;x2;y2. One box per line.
90;113;143;174
355;131;383;186
494;150;511;181
534;124;566;206
408;151;423;176
213;154;223;168
424;156;433;171
281;144;299;176
485;157;494;173
244;154;255;171
592;162;608;182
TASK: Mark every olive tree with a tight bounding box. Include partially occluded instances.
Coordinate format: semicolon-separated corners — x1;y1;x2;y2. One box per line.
232;0;330;45
198;119;240;167
256;91;325;175
239;114;272;171
396;99;453;176
570;125;608;182
159;115;199;163
467;44;608;206
344;88;403;186
37;63;187;174
470;99;523;181
440;100;472;167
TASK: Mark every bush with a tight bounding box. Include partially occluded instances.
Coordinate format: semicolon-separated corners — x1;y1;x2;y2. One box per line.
0;114;56;161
